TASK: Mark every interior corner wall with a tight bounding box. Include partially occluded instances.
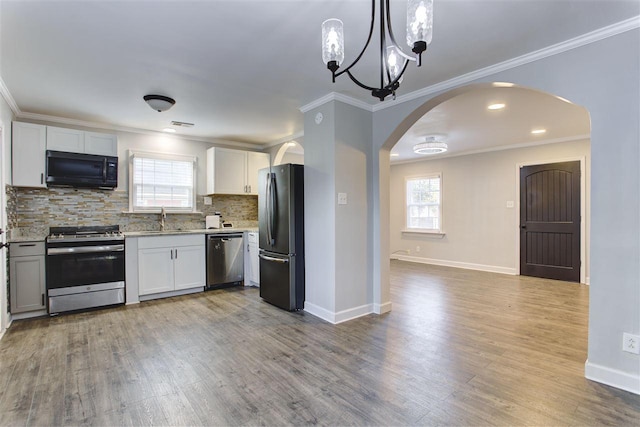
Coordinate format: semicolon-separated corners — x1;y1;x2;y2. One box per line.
371;28;640;393
303;102;337;316
334;101;372;314
0;91;14;335
390;140;590;278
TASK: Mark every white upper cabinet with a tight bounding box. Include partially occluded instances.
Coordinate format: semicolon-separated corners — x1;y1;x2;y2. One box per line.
207;147;270;195
246;151;270;195
84;131;118;156
46;126;85;152
12;122;47;188
47;126;117;156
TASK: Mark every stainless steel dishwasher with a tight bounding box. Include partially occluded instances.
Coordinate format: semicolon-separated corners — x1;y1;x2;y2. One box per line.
206;233;244;289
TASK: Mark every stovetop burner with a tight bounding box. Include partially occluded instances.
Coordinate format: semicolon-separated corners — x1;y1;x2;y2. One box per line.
47;225;124;242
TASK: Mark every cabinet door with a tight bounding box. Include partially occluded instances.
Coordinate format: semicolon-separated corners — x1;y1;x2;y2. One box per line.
84;132;117;156
10;255;45;313
207;147;247;194
246;152;270;195
12;122;47;188
173;245;206;290
138;247;175;295
46;126;85;152
248;242;260;285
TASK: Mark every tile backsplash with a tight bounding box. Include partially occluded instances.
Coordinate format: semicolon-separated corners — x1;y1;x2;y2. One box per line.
7;186;258;239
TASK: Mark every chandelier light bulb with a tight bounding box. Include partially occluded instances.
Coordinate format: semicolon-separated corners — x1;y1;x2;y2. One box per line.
386;46;404;85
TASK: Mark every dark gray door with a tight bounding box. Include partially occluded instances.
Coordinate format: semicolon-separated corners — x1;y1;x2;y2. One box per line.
259;165;292;254
520;161;581;282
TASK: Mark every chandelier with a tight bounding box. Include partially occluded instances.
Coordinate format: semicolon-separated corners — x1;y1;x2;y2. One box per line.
413;136;447;155
321;0;434;101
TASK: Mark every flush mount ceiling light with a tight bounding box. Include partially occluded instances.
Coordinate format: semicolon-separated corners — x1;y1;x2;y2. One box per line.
321;0;434;101
487;103;506;110
162;128;176;133
413;136;447;155
531;128;547;135
143;94;176;112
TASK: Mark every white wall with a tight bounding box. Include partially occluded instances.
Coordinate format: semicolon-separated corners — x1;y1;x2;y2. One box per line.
390;140;590;278
281;152;304;165
0;92;14;335
371;29;640;393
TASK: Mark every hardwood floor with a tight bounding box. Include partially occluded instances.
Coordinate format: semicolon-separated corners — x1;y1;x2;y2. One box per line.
1;260;639;426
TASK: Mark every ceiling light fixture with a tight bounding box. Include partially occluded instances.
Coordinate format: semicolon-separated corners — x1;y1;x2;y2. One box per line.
390;153;400;157
163;128;176;133
143;94;176;112
287;142;297;147
413;136;447;155
531;128;547;135
321;0;433;101
488;103;506;110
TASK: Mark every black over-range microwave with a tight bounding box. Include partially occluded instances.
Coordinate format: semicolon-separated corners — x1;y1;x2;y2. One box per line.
46;150;118;189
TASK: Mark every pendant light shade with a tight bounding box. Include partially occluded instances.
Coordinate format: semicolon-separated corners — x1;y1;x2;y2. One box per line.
321;19;345;67
143;94;176;112
407;0;434;48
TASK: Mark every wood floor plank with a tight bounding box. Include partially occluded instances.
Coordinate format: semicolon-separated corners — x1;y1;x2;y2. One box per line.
0;260;638;426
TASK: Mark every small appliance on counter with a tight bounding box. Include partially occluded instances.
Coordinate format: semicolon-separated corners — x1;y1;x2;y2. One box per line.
206;215;221;229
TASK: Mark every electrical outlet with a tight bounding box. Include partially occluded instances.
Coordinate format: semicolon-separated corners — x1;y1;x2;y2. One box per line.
622;333;640;354
204;196;212;206
416;246;420;253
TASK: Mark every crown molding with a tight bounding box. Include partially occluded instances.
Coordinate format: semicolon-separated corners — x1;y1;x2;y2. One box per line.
374;15;640;112
0;76;21;116
300;92;373;114
390;134;591;165
16;111;261;149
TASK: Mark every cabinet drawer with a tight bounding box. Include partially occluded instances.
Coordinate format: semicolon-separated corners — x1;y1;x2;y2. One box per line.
10;241;45;257
138;234;205;249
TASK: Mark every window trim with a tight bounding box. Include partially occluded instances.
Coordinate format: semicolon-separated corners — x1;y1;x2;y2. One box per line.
128;149;198;214
404;173;443;233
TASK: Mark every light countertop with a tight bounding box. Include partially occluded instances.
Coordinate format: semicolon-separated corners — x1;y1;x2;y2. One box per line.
124;228;258;237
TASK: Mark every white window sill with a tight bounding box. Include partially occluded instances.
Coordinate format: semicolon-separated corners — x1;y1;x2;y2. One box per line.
401;229;446;237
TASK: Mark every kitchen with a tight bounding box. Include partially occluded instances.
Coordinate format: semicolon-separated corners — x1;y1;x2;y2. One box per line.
0;0;638;423
8;120;304;318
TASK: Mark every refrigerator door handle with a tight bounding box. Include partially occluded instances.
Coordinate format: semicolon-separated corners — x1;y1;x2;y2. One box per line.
267;172;277;246
259;253;289;264
266;173;272;245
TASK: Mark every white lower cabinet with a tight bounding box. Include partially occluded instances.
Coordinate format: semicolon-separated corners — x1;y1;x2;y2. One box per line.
246;232;260;286
138;235;205;296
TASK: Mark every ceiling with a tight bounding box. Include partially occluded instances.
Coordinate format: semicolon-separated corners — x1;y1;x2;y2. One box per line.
0;1;638;148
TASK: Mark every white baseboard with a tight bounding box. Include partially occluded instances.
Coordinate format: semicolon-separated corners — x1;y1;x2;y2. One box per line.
585;276;590;285
373;301;392;314
11;310;47;320
139;287;204;302
304;302;374;324
585;360;640;395
391;254;517;275
304;302;336;323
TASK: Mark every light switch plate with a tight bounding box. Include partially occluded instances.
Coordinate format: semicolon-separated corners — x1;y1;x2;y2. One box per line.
506;201;514;208
204;196;212;205
338;193;347;205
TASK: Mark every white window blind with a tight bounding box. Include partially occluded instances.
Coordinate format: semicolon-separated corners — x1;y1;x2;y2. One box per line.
406;174;441;231
130;151;196;212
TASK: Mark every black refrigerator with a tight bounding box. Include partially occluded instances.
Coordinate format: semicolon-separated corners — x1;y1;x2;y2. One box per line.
258;163;304;311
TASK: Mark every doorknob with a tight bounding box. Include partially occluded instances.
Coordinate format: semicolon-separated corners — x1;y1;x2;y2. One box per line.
520;225;527;229
0;243;8;249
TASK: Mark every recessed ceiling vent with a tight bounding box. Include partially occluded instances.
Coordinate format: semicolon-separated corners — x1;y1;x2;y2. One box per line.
171;121;195;128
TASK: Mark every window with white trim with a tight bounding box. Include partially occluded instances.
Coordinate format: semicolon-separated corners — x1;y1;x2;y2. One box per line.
406;174;442;231
129;150;197;212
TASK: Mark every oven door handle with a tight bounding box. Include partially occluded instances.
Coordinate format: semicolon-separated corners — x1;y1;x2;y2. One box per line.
47;244;125;255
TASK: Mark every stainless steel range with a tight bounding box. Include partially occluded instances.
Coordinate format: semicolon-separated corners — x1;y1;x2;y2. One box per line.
46;225;125;314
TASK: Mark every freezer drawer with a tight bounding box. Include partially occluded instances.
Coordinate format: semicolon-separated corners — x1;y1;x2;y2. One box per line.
259;250;303;311
206;234;244;288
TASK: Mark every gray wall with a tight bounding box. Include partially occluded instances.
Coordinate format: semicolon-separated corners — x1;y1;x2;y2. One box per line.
371;29;639;391
0;93;14;334
390;140;591;279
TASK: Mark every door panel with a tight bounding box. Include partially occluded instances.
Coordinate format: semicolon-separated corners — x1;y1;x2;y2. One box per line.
259;251;293;310
259;165;292;254
520;161;581;282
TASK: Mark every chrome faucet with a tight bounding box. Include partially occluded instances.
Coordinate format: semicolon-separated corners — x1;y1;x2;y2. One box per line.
160;207;166;231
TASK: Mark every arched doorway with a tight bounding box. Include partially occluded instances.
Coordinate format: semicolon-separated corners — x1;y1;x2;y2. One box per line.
385;83;590;284
273;140;304;166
